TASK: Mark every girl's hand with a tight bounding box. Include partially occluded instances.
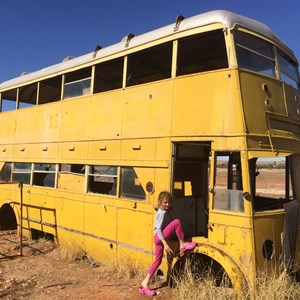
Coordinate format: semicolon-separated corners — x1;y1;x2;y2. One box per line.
164;245;173;255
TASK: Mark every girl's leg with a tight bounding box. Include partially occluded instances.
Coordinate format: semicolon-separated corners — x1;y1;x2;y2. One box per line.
147;242;164;277
162;219;185;246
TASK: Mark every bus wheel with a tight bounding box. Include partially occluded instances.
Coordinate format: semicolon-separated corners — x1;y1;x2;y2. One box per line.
171;253;232;288
0;203;17;230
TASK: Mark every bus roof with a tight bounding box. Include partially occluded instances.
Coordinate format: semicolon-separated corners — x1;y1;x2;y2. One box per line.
0;9;296;89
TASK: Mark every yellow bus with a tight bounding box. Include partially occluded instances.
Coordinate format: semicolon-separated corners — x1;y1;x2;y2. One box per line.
0;10;299;291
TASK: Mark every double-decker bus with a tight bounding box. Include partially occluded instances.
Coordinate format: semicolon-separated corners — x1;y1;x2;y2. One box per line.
0;10;299;290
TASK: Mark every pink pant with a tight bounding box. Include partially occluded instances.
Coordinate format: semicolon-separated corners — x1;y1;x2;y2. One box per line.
148;219;184;276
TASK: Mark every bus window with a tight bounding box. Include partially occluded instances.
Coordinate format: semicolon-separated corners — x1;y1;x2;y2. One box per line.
234;30;276;78
64;67;91;99
94;58;123;93
120;167;146;200
58;164;85;192
18;83;38;109
12;162;31;184
126;42;172;87
32;163;56;188
214;152;244;212
1;89;17;112
249;157;292;211
177;30;228;76
60;164;85;174
0;162;12;181
88;165;118;195
278;50;300;89
39;76;62;104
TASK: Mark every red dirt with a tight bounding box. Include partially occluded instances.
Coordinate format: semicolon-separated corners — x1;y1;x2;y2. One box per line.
0;230;172;300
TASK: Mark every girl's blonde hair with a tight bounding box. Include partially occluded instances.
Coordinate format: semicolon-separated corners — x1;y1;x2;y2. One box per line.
157;191;173;207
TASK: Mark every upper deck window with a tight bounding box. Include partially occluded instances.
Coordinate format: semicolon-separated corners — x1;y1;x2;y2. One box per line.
235;31;276;77
126;42;172;87
39;76;62;104
18;83;37;109
94;58;123;93
64;67;91;99
1;89;17;112
278;51;299;89
176;30;228;76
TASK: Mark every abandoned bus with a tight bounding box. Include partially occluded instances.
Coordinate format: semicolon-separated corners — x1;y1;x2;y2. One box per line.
0;10;299;290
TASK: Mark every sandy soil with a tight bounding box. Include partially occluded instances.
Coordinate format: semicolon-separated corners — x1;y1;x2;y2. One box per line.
0;230;172;300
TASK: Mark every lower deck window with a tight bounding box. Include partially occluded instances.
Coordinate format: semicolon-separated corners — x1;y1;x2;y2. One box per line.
12;163;31;184
88;165;117;195
0;162;12;181
33;163;56;187
250;157;293;211
214;152;244;212
120;167;146;200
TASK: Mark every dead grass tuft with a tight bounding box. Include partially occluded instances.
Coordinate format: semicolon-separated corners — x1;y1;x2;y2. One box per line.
172;261;236;300
172;263;300;300
244;269;300;299
106;256;146;281
58;241;87;262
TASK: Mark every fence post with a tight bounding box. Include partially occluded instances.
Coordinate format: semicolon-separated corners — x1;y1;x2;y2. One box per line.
19;181;23;256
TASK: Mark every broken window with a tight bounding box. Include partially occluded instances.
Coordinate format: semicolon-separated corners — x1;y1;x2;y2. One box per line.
249;157;293;211
12;162;31;184
94;58;124;93
214;152;244;212
120;167;146;200
0;162;12;181
32;163;56;188
39;76;62;104
18;83;37;109
57;164;85;192
177;30;228;76
1;89;17;112
64;67;91;99
126;42;172;87
88;165;118;195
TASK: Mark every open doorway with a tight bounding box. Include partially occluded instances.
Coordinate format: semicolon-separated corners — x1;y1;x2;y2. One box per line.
171;142;211;238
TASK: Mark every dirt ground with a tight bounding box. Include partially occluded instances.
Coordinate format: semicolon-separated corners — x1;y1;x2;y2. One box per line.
0;230;172;300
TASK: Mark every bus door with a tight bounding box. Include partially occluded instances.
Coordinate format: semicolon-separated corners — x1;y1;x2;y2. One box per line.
249;155;299;271
170;142;211;238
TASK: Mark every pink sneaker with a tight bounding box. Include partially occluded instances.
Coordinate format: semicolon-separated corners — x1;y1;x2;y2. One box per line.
180;241;197;252
138;287;156;296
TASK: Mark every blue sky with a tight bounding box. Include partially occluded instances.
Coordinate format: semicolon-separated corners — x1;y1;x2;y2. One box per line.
1;0;299;83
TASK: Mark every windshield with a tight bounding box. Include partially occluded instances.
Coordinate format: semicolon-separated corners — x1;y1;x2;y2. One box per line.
235;30;299;89
278;51;299;89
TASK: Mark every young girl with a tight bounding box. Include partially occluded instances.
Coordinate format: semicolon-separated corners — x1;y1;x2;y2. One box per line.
139;191;197;296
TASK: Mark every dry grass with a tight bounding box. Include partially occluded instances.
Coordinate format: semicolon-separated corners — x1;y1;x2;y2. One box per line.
172;260;236;300
107;256;146;281
172;262;300;300
245;270;300;300
56;242;300;299
58;240;87;262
